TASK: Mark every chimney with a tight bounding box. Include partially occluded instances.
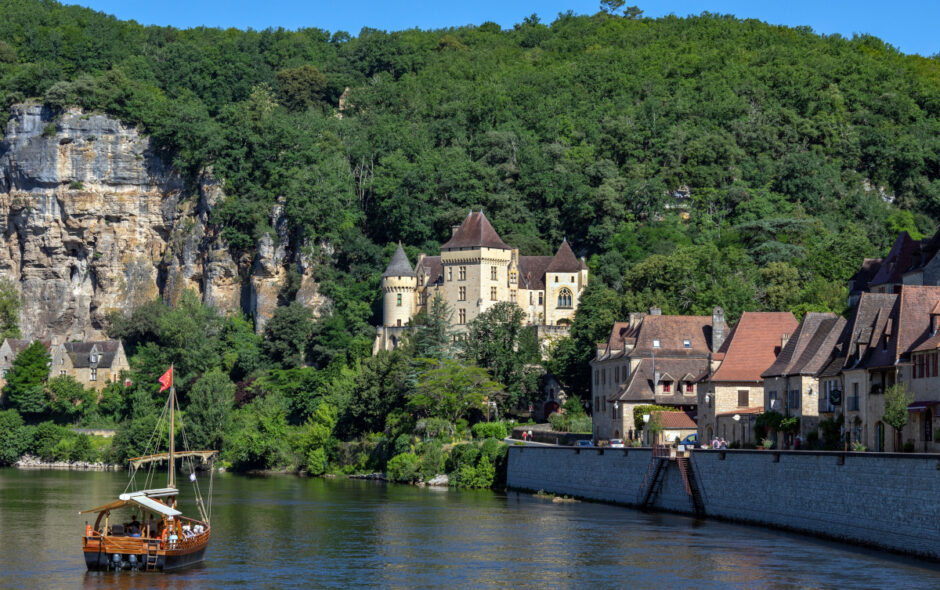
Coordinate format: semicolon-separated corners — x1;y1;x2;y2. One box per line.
451;225;460;236
712;307;725;351
782;333;791;348
649;306;662;316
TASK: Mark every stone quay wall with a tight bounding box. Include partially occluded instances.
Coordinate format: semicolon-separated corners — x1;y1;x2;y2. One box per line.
507;446;940;560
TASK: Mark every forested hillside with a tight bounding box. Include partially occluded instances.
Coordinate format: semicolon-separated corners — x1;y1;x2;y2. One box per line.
0;1;938;470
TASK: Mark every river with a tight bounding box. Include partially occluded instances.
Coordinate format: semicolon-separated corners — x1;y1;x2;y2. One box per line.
1;469;937;589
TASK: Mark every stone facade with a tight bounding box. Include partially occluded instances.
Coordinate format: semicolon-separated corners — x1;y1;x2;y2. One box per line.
0;337;128;392
507;446;940;561
374;212;588;354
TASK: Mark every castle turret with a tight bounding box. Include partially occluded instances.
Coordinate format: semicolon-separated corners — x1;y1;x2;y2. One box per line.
382;243;417;327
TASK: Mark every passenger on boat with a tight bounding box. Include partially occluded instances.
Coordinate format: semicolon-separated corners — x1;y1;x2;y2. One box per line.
128;516;141;536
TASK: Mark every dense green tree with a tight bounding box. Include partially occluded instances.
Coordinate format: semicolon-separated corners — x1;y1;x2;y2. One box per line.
45;375;94;422
0;278;21;339
883;384;914;451
342;349;410;437
3;341;51;418
410;293;458;360
184;369;235;452
262;302;313;368
0;409;31;465
226;394;292;470
409;359;502;424
275;65;328;112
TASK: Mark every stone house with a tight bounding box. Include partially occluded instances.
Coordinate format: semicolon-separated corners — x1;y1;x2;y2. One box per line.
0;338;52;388
591;307;727;443
650;410;697;446
698;311;798;446
374;211;588;353
761;312;847;446
49;340;129;392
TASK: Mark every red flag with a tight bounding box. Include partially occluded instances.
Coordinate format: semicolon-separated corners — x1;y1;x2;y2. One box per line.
158;366;173;392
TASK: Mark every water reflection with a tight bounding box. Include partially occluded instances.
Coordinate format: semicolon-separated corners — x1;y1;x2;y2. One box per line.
1;470;938;589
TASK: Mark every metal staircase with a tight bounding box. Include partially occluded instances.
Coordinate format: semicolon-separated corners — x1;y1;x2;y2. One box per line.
637;445;669;509
677;456;706;517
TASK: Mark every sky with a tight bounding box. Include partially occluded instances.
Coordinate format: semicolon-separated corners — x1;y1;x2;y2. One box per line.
63;1;939;57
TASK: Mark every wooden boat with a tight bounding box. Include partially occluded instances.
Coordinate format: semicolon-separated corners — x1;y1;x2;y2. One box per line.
81;373;217;571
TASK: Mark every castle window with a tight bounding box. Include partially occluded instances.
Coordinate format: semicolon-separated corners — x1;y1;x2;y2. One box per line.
491;266;497;280
396;293;402;307
557;288;572;308
90;368;97;382
458;286;466;301
459;266;467;280
510;272;517;283
60;370;66;376
490;286;497;301
448;267;452;281
458;309;466;324
510;290;516;303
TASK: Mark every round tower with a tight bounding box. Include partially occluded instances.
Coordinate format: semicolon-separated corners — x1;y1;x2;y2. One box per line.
382;243;417;327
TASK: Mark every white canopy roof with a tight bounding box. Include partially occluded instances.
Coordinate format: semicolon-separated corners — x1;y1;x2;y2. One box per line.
131;495;182;517
119;488;178;500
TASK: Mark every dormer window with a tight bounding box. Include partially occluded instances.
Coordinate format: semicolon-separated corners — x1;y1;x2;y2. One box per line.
662;381;672;393
653;339;661;348
90;354;98;363
682;339;691;348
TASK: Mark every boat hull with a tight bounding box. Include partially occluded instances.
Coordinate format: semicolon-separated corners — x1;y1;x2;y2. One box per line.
83;532;210;572
84;545;207;571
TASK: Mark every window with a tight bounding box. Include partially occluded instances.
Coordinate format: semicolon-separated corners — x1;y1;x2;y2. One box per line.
491;266;497;280
490;286;497;301
538;292;543;306
458;309;466;324
557;288;572;308
594;370;599;385
459;266;466;280
510;290;516;303
510;271;517;283
396;293;402;307
682;339;691;348
448;267;453;281
59;370;66;376
529;292;533;305
555;276;559;283
602;369;606;385
738;390;749;407
653;339;661;348
90;353;98;363
787;389;800;410
59;357;64;365
662;381;672;393
90;368;97;382
396;319;401;327
687;383;694;394
458;286;466;301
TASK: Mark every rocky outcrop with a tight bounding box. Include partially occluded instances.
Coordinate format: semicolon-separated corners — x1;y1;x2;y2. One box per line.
0;104;326;338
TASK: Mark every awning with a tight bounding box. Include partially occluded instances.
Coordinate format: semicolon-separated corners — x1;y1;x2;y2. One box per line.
119;488;178;500
80;488;181;516
130;495;182;517
907;401;939;412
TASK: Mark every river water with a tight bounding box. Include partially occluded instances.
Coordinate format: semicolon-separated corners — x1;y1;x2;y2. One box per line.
1;469;937;589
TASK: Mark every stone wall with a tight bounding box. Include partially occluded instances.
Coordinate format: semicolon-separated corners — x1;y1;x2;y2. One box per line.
507;446;940;560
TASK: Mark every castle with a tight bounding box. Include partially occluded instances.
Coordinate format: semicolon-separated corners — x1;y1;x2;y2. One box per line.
374;211;588;353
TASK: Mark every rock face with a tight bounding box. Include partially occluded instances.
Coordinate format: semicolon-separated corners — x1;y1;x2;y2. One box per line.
0;104;326;339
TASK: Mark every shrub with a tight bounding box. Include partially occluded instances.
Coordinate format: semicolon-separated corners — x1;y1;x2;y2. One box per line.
69;181;84;190
902;441;915;453
418;441;445;480
71;433;94;462
548;412;568;432
31;421;70;461
851;441;867;452
306;447;328;475
568;415;592;434
386;452;421;483
0;410;31;465
471;421;507;440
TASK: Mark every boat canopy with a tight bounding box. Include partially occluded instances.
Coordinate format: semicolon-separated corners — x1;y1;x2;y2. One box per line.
128;450;217;470
79;488;183;516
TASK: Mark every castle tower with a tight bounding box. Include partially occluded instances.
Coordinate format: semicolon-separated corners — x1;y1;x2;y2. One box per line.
382;243;417;328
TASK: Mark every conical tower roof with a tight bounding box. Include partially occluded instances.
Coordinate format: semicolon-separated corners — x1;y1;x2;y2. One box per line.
382;243;415;278
441;211;511;251
545;238;582;273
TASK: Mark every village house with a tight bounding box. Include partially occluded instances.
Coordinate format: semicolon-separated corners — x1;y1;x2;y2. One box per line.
373;211;588;353
0;337;129;393
649;410;697;446
760;312;847;447
697;312;798;446
591;307;727;443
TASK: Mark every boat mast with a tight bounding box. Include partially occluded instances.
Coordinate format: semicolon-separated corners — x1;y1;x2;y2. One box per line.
168;382;175;490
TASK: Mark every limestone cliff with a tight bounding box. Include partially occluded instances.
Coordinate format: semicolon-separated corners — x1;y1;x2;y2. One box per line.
0;104;325;339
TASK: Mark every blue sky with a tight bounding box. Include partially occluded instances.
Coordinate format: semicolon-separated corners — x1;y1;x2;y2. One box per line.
64;1;939;57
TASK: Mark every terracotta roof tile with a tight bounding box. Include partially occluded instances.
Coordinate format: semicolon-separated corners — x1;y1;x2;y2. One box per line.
896;285;940;357
716;407;764;417
654;411;697;430
710;312;799;382
440;211;511;251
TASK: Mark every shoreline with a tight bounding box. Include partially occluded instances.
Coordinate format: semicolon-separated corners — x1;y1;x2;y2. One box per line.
14;455;121;471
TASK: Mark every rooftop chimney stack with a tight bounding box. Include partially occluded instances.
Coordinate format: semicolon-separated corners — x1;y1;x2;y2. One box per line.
712;307;725;351
782;333;791;348
649;306;662;316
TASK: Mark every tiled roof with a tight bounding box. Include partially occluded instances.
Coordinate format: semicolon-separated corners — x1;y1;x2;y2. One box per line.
710;312;799;383
905;228;940;273
518;256;553;290
63;341;122;369
4;338;52;355
545;239;582;273
849;258;882;293
630;314;723;357
845;292;899;369
761;313;846;377
418;256;442;285
382;243;415;278
615;357;708;403
440;211;511;251
716;407;764;417
654;411;697;430
896;285;940;358
869;232;920;287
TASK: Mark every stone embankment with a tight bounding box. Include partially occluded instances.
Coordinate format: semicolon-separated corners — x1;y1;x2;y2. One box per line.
14;454;120;471
507;446;940;561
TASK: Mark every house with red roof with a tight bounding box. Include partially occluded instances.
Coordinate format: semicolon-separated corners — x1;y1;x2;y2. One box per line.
697;311;798;446
590;306;728;443
374;211;589;353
